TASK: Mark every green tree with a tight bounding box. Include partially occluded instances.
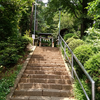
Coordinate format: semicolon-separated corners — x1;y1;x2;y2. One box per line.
0;0;34;40
44;0;93;38
86;0;100;28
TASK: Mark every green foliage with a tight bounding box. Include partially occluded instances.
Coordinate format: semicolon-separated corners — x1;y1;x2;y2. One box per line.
84;28;100;46
64;33;74;41
0;0;34;41
0;35;31;67
0;64;22;100
0;47;20;67
0;4;4;11
73;44;94;76
85;28;100;40
74;77;91;100
22;34;33;45
41;39;52;47
66;37;75;44
84;52;100;100
86;0;100;28
74;44;94;65
68;39;84;51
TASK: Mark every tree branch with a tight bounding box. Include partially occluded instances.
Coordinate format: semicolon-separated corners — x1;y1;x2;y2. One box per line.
67;3;79;19
79;0;82;5
71;0;82;14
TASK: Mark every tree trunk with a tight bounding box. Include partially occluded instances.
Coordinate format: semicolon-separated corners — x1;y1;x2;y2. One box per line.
30;3;34;34
80;0;87;38
81;23;84;38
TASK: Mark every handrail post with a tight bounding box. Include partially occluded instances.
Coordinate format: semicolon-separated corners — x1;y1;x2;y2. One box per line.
61;39;62;48
72;54;74;78
64;44;66;59
92;81;95;100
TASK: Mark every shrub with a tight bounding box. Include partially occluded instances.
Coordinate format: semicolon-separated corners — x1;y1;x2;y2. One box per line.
73;44;94;76
74;77;91;100
0;47;20;67
74;44;94;65
0;64;22;100
0;35;32;67
68;39;84;51
84;52;100;100
64;33;79;41
92;45;100;54
66;37;75;44
64;33;74;41
0;42;11;51
22;34;33;44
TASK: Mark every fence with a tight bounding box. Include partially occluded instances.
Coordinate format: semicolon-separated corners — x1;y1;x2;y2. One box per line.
59;34;95;100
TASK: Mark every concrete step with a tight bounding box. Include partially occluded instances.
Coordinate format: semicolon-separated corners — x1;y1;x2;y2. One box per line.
10;96;75;100
27;63;65;67
26;67;66;71
17;83;72;90
29;61;64;64
9;47;74;100
14;89;73;97
24;70;68;75
30;57;63;60
20;78;71;84
31;56;62;60
29;62;64;66
22;74;70;79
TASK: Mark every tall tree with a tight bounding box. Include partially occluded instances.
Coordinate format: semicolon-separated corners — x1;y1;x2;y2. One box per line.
44;0;93;38
30;3;34;33
86;0;100;28
0;0;34;40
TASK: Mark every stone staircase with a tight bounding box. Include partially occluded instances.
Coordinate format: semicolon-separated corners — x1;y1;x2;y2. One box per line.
10;47;74;100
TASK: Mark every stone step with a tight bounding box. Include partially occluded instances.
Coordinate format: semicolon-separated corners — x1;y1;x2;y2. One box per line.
29;62;64;66
31;57;62;59
27;63;65;67
29;59;63;62
10;96;75;100
14;89;73;97
22;74;70;79
33;52;61;54
29;60;64;63
17;83;72;90
20;78;71;84
24;70;68;75
9;47;74;100
32;54;62;59
26;66;66;71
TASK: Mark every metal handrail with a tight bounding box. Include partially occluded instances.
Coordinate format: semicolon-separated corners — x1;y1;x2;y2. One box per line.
59;34;95;100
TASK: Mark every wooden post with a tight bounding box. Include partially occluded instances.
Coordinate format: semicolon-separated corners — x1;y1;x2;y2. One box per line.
52;38;54;47
39;37;41;46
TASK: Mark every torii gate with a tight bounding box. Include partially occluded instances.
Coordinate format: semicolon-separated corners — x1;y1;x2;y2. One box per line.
38;33;54;47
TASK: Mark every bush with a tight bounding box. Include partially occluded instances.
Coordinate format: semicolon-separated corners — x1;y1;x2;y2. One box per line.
0;35;32;67
64;33;74;41
74;44;94;65
74;77;91;100
0;47;20;67
64;33;79;41
0;42;11;51
66;37;75;44
73;44;94;76
22;34;33;44
68;39;84;51
84;52;100;100
0;64;22;100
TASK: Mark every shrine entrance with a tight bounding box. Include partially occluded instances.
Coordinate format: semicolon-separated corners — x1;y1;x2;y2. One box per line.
38;33;54;47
